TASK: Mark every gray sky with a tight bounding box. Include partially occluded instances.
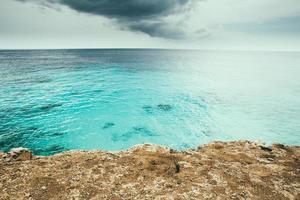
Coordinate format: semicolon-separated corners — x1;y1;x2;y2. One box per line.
1;0;300;50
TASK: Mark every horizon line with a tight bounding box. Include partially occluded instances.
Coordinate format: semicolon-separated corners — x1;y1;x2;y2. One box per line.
0;47;299;53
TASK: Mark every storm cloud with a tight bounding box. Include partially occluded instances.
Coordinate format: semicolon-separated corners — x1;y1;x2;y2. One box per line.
59;0;189;19
16;0;196;39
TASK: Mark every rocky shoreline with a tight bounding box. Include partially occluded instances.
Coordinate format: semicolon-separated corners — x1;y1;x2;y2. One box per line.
0;141;299;200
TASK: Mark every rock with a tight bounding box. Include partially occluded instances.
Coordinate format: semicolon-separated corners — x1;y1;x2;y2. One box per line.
175;163;180;173
273;143;286;149
169;149;177;154
0;152;5;159
157;104;172;111
267;157;274;162
102;122;115;129
5;147;33;162
142;105;154;114
40;103;63;111
0;141;299;199
259;146;272;152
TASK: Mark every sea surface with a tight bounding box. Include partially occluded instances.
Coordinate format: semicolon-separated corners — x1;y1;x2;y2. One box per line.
0;49;299;155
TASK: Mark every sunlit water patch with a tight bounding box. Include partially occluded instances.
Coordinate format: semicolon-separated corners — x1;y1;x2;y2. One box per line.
0;49;299;155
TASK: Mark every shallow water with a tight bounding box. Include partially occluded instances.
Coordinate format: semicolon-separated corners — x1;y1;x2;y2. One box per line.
0;49;299;155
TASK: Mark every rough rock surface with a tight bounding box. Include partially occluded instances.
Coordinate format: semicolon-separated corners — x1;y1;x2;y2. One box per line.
3;148;32;162
0;141;299;200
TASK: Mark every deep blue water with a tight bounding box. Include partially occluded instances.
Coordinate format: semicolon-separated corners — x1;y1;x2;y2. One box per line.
0;49;299;155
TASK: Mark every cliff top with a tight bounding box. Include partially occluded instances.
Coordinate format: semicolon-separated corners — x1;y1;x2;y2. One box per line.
0;141;299;200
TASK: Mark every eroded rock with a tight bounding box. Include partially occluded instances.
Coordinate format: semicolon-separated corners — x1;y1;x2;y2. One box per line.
4;147;33;162
0;141;299;200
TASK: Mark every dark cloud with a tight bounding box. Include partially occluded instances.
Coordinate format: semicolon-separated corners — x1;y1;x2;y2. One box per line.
126;21;187;39
60;0;189;19
16;0;196;39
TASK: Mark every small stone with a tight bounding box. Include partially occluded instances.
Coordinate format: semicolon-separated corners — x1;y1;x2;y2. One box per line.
41;186;47;190
25;193;31;197
273;143;286;149
267;157;274;162
260;146;272;152
170;149;176;154
175;163;180;173
0;152;5;159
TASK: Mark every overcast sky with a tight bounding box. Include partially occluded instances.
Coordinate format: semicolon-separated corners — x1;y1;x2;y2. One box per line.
1;0;300;50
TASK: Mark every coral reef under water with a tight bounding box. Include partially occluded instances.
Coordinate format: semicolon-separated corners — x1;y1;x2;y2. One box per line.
102;122;115;130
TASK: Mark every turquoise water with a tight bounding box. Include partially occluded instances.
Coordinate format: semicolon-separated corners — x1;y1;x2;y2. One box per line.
0;49;299;155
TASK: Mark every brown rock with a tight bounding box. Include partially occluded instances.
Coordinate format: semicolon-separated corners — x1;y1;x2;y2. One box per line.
0;141;299;200
4;147;33;162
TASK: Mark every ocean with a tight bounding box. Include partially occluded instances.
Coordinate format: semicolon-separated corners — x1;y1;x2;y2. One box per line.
0;49;299;155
